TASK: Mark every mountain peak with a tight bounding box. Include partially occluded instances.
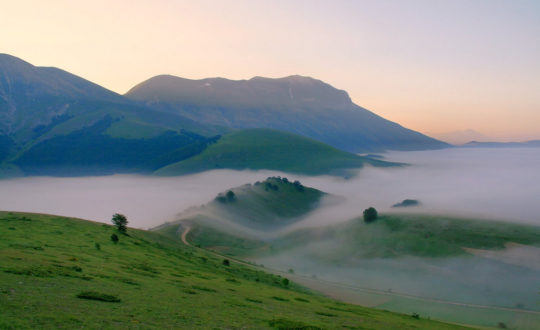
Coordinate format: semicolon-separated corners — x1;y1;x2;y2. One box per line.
126;74;352;108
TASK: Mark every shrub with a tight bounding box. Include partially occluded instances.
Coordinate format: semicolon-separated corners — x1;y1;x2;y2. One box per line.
363;207;378;223
76;291;120;302
268;318;321;330
111;233;119;244
226;190;236;201
95;242;101;250
282;278;290;286
222;259;230;266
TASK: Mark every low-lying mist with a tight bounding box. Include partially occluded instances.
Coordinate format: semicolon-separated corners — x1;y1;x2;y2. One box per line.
254;243;540;310
0;147;539;228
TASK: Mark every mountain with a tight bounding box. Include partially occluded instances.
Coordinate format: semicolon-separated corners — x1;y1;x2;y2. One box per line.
0;54;224;176
461;140;540;148
428;129;492;145
0;54;434;177
126;75;449;152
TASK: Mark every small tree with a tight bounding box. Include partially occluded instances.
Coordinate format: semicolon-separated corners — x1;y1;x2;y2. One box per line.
111;213;128;233
363;207;378;223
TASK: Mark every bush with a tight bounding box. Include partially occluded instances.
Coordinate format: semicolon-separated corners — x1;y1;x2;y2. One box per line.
76;291;120;302
111;213;128;233
111;233;119;244
268;318;321;330
222;259;230;266
226;190;236;201
363;207;378;223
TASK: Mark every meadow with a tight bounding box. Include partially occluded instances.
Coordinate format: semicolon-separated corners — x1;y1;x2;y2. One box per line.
0;211;465;329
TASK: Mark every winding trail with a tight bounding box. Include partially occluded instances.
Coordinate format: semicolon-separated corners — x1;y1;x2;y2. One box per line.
178;224;540;316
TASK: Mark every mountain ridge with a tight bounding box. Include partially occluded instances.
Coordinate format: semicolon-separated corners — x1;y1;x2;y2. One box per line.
126;73;448;152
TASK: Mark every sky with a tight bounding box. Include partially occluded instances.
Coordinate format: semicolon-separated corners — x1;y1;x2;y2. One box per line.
1;0;539;141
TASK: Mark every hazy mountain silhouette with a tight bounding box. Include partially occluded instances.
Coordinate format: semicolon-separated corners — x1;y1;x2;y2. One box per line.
429;129;492;145
126;75;448;152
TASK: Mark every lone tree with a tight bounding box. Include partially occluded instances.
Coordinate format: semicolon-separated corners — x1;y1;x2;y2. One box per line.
111;213;128;233
363;207;378;223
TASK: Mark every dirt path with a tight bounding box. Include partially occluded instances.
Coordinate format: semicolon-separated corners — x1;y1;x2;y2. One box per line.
180;224;191;246
178;224;540;316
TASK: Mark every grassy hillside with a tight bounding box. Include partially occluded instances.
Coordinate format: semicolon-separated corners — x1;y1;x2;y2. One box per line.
190;213;540;259
209;177;326;227
267;214;540;260
155;128;396;176
156;177;327;246
175;213;540;329
0;211;464;329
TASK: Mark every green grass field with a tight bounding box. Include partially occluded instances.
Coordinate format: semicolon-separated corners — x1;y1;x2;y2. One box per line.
0;211;466;329
154;128;396;176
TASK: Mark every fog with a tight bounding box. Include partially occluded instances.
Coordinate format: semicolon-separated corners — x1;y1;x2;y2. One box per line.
286;147;540;231
255;243;540;311
1;147;539;228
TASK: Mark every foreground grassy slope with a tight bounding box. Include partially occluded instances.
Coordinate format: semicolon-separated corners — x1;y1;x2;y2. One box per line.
0;212;464;329
155;128;396;176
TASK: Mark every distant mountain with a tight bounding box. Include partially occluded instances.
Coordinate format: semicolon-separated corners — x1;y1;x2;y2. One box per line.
126;75;449;152
461;140;540;148
428;129;492;145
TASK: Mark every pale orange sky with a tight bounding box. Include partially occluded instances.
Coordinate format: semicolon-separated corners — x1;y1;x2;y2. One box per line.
1;0;539;141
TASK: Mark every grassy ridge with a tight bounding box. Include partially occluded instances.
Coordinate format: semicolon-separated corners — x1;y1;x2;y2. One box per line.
179;213;540;259
280;214;540;259
0;211;464;329
155;128;396;176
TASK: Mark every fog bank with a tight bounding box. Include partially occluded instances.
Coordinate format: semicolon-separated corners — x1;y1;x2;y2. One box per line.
0;147;539;228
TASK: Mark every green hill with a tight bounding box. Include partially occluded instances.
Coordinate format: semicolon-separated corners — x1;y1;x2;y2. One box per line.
271;214;540;259
155;128;396;176
186;213;540;259
156;177;328;253
0;211;463;329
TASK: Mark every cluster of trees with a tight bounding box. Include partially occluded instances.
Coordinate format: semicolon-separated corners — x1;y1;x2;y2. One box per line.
215;190;236;203
254;176;305;192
